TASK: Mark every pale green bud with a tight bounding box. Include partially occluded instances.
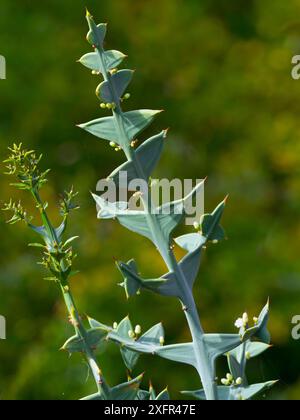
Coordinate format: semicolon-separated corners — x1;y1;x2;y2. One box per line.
221;378;229;386
135;325;142;335
242;312;249;325
128;330;135;339
193;221;200;231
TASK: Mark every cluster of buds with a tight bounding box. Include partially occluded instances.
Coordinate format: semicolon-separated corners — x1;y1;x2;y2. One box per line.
128;325;142;340
59;187;79;218
2;200;31;225
38;239;78;282
3;143;49;191
99;94;130;111
234;312;258;331
221;373;243;387
100;102;117;110
109;142;122;152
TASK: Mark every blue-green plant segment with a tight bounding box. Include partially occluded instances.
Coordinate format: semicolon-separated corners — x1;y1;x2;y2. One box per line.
79;10;277;401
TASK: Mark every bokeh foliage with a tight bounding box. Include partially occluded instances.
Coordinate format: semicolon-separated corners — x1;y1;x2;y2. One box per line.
0;0;300;400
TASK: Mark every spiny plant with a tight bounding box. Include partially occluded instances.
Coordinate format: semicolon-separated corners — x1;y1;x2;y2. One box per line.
76;11;277;400
3;143;169;401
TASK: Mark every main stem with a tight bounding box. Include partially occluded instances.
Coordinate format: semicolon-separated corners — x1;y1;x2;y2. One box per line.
95;47;217;400
31;188;106;397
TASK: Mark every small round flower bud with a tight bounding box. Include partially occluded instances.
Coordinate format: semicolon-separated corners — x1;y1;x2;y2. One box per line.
159;336;165;345
109;142;116;148
236;377;243;385
124;93;131;100
221;378;229;386
246;351;251;360
253;317;258;324
106;103;113;109
193;221;200;231
100;103;107;109
226;373;233;382
131;140;138;148
135;325;142;335
242;312;249;325
128;330;135;339
113;322;118;330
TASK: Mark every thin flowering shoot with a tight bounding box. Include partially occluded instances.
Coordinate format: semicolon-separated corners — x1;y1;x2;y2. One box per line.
78;11;277;400
59;187;80;218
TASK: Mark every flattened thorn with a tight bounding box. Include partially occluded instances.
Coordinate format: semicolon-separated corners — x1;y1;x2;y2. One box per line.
224;194;230;204
182;306;188;312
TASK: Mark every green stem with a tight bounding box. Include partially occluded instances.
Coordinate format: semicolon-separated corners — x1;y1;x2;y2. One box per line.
95;46;217;400
239;341;248;386
60;282;105;395
31;189;58;243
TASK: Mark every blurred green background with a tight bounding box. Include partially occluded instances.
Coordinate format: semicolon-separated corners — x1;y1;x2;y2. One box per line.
0;0;300;400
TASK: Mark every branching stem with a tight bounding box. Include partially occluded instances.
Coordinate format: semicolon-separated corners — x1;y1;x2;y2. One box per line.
95;45;218;400
30;189;106;397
